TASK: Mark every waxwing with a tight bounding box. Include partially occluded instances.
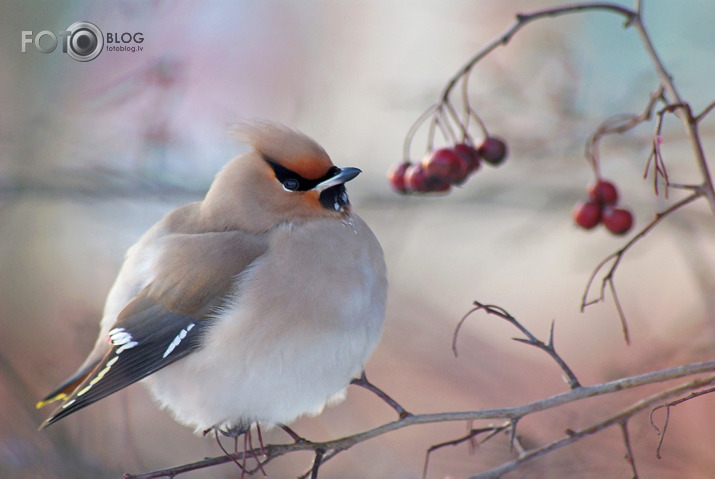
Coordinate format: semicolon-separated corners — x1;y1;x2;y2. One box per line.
37;121;387;436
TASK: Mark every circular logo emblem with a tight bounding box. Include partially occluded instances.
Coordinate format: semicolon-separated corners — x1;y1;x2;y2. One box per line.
66;21;103;62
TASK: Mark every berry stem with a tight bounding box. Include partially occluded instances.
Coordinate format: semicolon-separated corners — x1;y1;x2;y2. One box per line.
403;103;440;161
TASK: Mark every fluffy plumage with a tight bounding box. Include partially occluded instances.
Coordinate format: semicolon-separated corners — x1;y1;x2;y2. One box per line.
38;121;387;434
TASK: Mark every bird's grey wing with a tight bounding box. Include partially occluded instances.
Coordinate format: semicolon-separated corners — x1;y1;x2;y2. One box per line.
38;229;267;428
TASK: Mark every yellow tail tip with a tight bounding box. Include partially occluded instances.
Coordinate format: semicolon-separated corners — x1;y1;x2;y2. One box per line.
35;394;67;409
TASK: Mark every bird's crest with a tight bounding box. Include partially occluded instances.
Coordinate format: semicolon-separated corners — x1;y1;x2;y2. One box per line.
232;120;334;180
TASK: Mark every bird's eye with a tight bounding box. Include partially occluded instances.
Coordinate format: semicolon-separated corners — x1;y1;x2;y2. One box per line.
282;179;300;191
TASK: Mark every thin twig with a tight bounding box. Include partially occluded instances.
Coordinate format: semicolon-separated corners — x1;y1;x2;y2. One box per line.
586;86;664;178
310;449;325;479
631;13;715;212
644;103;689;196
581;191;702;340
694;100;715;123
620;421;638;479
452;306;481;357
608;279;630;344
351;371;411;419
422;425;508;479
297;449;341;479
649;385;715;459
454;302;581;389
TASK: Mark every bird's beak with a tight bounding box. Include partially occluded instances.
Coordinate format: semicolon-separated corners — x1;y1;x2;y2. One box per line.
313;167;362;192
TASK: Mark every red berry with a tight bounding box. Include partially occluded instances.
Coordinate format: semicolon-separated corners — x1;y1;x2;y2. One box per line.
404;164;450;193
453;143;481;175
588;180;619;205
602;207;633;235
572;201;602;230
422;148;469;184
478;137;508;166
387;162;411;194
404;164;428;191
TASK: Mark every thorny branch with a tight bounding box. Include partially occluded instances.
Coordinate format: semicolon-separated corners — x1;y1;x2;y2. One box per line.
453;301;581;389
466;374;715;479
123;358;715;479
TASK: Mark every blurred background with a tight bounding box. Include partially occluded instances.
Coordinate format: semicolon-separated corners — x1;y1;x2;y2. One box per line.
2;0;715;477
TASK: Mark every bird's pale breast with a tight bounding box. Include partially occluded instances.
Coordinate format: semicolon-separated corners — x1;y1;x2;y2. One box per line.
142;213;386;433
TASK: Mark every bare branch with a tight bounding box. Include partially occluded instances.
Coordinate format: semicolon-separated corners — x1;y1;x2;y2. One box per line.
644;103;691;196
124;359;715;478
466;374;715;479
310;449;325;479
587;86;665;177
351;371;411;419
452;305;482;358
649;385;715;459
609;278;630;345
454;302;581;389
631;16;715;212
439;2;636;104
694;100;715;124
619;421;639;479
421;424;507;479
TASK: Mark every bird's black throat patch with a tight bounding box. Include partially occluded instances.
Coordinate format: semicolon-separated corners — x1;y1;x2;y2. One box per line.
319;184;350;211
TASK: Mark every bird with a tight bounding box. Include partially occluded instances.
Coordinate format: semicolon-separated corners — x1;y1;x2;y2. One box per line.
36;120;387;437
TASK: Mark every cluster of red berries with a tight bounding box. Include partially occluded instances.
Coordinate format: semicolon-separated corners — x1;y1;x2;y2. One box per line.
572;180;633;235
388;137;508;194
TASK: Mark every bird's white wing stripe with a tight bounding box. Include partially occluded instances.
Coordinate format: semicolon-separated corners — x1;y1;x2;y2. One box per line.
108;327;133;345
116;341;138;354
162;323;196;359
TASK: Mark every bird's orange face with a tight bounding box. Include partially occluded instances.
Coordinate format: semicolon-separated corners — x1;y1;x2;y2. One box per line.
201;121;362;232
275;151;335;183
262;153;360;215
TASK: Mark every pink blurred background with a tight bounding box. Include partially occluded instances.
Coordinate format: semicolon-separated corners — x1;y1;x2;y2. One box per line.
2;1;715;477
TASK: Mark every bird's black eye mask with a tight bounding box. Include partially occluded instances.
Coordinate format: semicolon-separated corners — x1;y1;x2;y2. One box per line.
264;155;340;192
263;155;350;211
